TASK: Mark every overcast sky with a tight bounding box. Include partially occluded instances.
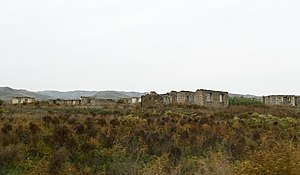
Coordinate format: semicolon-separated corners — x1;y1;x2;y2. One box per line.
0;0;299;95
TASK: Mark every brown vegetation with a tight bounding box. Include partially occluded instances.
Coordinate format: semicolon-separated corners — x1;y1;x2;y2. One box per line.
0;104;300;174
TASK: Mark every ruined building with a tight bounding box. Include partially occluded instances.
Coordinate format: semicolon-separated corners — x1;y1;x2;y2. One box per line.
141;91;164;107
194;89;229;107
142;89;229;108
162;91;178;105
122;97;142;104
12;97;36;104
49;99;81;106
296;96;300;106
262;95;298;106
80;96;96;105
80;96;116;106
177;91;195;104
47;96;118;106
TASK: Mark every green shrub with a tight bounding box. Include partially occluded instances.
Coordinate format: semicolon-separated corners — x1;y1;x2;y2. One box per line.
229;97;263;106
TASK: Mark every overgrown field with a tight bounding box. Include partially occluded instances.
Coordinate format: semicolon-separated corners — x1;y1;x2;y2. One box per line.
1;104;300;175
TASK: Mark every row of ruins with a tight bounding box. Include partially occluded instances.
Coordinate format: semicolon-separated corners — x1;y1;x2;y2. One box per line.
141;89;229;108
11;96;141;106
262;95;300;107
10;89;300;108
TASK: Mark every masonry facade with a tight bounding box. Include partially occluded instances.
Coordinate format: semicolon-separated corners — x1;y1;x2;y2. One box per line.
296;96;300;106
48;97;116;106
194;89;229;107
141;91;165;108
122;97;142;104
12;97;36;104
262;95;298;106
142;89;229;108
49;99;81;106
80;96;95;105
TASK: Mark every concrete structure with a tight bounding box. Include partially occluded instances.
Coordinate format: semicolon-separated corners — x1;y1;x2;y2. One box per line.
12;97;36;104
263;95;296;106
142;89;229;108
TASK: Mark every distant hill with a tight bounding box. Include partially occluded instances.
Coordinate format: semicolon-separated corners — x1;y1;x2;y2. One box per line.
118;91;147;98
2;87;263;102
229;93;261;99
0;87;51;102
36;90;98;99
37;90;145;100
0;87;147;102
94;91;142;100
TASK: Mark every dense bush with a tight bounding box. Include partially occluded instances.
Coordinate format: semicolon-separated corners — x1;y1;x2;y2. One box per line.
0;104;299;174
229;97;263;106
235;142;300;175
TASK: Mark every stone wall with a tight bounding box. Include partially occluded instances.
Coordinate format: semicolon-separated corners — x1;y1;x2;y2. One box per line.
194;89;229;107
263;95;296;106
141;91;164;107
80;97;95;105
141;89;229;108
162;94;171;105
49;97;117;106
132;97;141;104
162;91;178;105
263;96;276;105
121;97;141;104
49;99;81;106
90;99;115;106
177;91;194;104
296;96;300;106
12;97;36;104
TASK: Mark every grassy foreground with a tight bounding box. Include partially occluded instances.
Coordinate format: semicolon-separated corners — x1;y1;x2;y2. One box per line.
1;104;300;175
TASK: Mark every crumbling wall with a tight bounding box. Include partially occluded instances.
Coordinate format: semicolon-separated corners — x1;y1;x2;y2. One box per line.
263;95;296;106
170;91;178;104
162;94;171;105
142;89;229;108
177;91;194;104
80;97;95;105
162;91;178;105
49;99;81;106
92;99;116;106
120;97;141;104
195;89;228;107
131;97;141;104
12;97;36;104
194;90;204;106
263;96;275;105
141;92;164;107
296;96;300;107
